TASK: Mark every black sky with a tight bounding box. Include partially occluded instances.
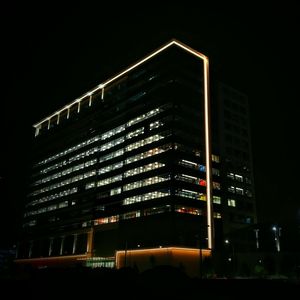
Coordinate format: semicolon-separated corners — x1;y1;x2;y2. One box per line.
1;2;299;246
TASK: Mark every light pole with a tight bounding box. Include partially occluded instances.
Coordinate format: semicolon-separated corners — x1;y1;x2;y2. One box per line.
272;226;281;252
272;226;282;274
254;228;260;250
225;239;235;275
195;233;203;279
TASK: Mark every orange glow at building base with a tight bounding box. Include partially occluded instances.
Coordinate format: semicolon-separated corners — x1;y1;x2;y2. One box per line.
15;254;90;268
116;247;211;277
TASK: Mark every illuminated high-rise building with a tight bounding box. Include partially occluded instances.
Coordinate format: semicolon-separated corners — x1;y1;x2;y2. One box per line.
16;40;256;272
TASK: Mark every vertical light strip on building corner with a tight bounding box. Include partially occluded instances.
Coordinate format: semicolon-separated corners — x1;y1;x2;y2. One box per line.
172;40;213;250
203;58;213;250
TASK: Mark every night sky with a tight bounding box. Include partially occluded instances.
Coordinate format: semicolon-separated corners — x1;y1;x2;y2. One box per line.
1;2;299;247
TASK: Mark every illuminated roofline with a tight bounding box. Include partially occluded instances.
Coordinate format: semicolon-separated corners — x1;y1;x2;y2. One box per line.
116;246;211;254
32;38;214;250
33;39;207;129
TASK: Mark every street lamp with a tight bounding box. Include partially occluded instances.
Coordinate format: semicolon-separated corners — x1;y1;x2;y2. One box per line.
272;226;281;252
225;239;235;273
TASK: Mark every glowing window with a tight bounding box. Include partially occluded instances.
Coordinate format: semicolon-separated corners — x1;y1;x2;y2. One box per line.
213;196;221;204
199;165;206;172
228;199;236;207
227;173;234;180
212;155;220;163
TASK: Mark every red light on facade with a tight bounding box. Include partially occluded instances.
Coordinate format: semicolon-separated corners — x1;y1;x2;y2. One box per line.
199;179;206;186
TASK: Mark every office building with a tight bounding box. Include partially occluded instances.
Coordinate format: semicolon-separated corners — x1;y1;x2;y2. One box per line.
16;40;256;272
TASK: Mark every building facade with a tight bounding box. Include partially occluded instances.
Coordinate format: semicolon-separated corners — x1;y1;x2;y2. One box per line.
17;40;256;269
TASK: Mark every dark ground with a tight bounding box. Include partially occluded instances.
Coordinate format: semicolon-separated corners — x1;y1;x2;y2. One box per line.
1;265;299;299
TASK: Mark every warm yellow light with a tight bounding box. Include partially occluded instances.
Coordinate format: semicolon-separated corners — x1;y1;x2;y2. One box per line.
115;246;211;269
15;254;89;264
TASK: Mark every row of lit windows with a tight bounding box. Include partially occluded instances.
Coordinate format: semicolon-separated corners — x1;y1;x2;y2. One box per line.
29;168;223;211
175;174;221;190
98;161;123;175
34;126;141;181
37;129;124;177
123;175;170;191
124;162;165;178
174;205;221;218
25;200;70;217
125;145;171;164
31;144;171;200
93;187;222;205
36;145;99;178
125;133;166;152
97;133;167;165
30;170;96;196
34;159;161;194
227;172;243;182
123;189;170;205
35;106;163;169
178;159;220;175
95;187;122;198
33;159;97;186
126;107;162;127
27;187;78;208
91;161;166;191
33;134;223;198
126;127;144;139
90;205;171;227
149;120;164;131
86;259;115;269
83;203;222;229
36;124;126;167
228;186;244;195
100;136;125;152
99;148;124;163
175;189;221;204
175;206;202;216
226;185;252;197
175;189;201;200
97;174;122;187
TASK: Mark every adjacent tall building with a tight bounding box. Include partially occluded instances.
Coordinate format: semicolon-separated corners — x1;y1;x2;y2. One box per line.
17;40;256;271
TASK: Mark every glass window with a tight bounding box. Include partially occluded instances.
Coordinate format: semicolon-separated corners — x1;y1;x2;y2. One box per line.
212;155;220;163
228;199;236;207
227;173;234;180
175;206;202;216
213;196;221;204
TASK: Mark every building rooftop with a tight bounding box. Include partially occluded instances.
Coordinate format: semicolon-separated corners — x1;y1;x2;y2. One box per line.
33;39;209;136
